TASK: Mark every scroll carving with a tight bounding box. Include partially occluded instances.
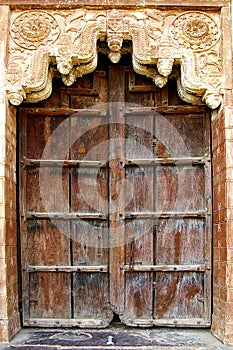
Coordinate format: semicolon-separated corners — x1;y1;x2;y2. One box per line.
6;9;223;109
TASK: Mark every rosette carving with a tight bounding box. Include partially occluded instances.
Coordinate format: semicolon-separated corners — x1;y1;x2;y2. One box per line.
10;11;60;50
170;12;220;51
6;9;223;109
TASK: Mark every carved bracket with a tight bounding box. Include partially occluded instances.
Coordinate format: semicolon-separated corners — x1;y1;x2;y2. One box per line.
6;9;222;109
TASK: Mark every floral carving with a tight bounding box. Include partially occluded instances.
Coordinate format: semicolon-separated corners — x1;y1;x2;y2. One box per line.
6;9;223;110
170;12;220;51
11;11;60;50
184;20;208;39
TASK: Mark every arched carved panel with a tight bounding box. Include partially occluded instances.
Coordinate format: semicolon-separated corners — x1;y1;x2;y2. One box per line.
6;9;222;109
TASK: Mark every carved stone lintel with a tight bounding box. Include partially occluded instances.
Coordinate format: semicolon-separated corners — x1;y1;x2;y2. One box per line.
7;9;223;109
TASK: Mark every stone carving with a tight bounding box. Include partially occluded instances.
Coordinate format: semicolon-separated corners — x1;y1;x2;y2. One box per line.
10;11;60;50
170;12;220;51
26;68;54;103
6;57;26;106
6;9;223;109
107;10;124;63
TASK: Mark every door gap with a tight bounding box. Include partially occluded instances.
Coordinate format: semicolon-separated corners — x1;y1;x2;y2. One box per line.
110;312;122;325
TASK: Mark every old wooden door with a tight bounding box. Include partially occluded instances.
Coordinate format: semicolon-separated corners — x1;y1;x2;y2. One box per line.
19;61;212;328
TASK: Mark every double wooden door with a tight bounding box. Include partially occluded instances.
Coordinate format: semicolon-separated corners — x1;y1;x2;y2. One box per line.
19;63;212;328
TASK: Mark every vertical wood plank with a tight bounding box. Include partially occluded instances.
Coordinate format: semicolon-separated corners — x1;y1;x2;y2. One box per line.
72;220;108;266
154;272;205;320
123;272;153;325
73;273;112;325
109;66;125;315
29;272;71;319
125;114;153;159
155;219;205;265
123;69;155;324
27;220;70;265
155;114;204;158
125;166;153;213
156;165;205;212
26;167;69;212
26;115;69;159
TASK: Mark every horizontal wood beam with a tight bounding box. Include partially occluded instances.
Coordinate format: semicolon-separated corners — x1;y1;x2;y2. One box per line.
123;264;207;272
24;212;107;220
27;265;108;272
20;108;106;117
60;87;99;96
124;157;207;166
24;211;208;220
124;106;207;115
21;158;106;168
20;106;206;117
151;318;209;327
24;318;110;328
21;157;207;168
125;211;207;219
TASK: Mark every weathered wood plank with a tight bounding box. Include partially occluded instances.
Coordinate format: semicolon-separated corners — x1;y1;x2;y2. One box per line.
125;112;154;159
109;66;126;315
21;108;106;116
27;220;70;266
155;219;206;265
123;264;206;272
27;265;108;272
22;156;208;168
69;73;111;325
61;87;99;96
29;272;71;319
25;212;107;219
72;220;108;266
70;115;108;161
25;315;209;328
24;318;111;328
123;272;153;325
26;168;69;212
73;273;113;324
154;272;205;320
125;219;154;266
22;158;106;167
71;167;108;213
125;211;207;218
124;106;207;115
25;115;69;159
152;318;210;327
124;157;206;165
125;166;154;212
156;165;205;212
203;110;212;323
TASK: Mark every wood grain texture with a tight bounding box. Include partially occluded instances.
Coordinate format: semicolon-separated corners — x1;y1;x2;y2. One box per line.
19;61;212;327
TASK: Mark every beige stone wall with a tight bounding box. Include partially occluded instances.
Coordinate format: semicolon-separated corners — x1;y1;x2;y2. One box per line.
211;5;233;344
0;5;20;342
